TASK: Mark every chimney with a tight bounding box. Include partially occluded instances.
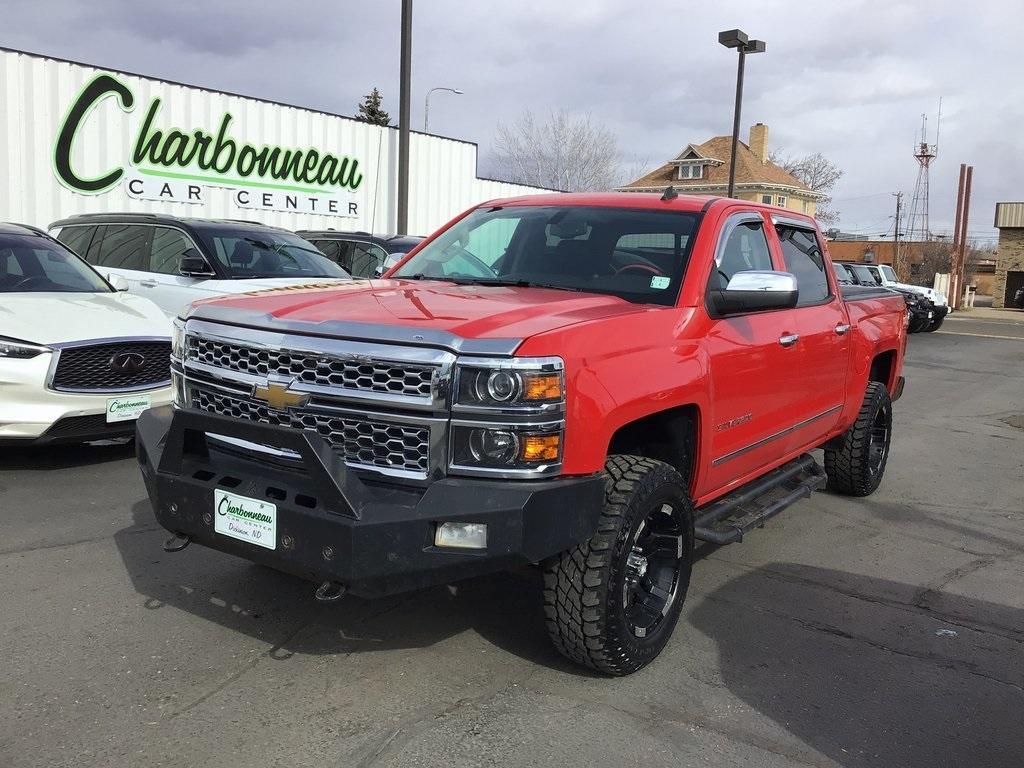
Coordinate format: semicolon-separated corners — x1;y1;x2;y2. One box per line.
749;123;768;163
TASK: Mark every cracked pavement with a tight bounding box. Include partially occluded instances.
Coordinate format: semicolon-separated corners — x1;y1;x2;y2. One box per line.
1;311;1022;768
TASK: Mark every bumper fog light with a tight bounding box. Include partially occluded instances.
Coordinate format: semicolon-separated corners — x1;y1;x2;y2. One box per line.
435;522;488;550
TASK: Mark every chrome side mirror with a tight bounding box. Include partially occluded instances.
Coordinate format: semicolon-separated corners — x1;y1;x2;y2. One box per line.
710;270;799;316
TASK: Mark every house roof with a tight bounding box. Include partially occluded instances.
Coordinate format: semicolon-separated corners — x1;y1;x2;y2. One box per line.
621;135;817;195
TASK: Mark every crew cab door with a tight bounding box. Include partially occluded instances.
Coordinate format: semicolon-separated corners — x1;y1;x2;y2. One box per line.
702;212;807;494
772;219;850;449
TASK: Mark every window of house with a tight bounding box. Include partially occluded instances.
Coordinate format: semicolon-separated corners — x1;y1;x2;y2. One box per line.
677;164;703;180
777;195;788;207
761;195;772;205
776;224;829;305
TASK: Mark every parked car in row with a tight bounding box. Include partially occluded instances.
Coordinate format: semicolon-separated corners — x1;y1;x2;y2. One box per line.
139;193;908;675
834;262;938;333
863;262;950;323
0;223;172;445
296;230;424;278
49;214;350;316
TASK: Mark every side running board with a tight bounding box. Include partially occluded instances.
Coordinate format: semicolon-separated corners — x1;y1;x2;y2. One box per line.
695;454;827;545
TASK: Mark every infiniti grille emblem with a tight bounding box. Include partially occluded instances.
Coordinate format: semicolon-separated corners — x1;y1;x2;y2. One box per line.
109;351;146;374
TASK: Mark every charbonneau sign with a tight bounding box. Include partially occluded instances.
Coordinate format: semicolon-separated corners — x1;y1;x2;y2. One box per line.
52;73;362;217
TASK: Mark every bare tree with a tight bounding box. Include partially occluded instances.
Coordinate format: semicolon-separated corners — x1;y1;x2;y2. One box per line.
910;240;954;287
492;110;622;191
769;150;844;226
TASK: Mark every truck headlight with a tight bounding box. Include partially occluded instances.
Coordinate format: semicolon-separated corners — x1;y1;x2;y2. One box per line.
0;336;50;359
450;424;562;472
171;318;186;361
450;357;565;477
454;357;564;408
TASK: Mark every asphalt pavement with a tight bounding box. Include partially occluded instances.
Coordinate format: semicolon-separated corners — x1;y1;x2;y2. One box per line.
1;312;1022;768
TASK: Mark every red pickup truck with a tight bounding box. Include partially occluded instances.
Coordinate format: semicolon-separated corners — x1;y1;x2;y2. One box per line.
138;192;907;675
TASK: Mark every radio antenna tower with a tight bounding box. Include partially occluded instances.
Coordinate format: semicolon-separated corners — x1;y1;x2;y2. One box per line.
905;99;942;280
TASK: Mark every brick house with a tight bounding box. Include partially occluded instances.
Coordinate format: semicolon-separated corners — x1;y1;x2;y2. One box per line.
993;202;1024;308
618;123;822;215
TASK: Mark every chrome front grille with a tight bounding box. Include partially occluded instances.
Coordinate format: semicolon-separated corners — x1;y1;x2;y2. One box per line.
178;320;455;481
186;336;436;399
193;388;430;475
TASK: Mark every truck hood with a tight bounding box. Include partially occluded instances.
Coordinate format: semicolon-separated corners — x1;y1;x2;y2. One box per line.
191;279;648;340
0;291;172;346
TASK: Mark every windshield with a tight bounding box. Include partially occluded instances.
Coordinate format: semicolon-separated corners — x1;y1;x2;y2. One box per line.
880;265;898;282
392;206;699;306
0;234;111;293
198;229;349;280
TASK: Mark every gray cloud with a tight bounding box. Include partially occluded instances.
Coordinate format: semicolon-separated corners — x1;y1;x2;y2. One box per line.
3;0;1020;241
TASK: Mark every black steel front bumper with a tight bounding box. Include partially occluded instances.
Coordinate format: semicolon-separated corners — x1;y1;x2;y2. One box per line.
136;406;605;598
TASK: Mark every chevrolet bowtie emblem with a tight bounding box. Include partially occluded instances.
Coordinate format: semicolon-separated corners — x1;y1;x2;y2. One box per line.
252;380;310;411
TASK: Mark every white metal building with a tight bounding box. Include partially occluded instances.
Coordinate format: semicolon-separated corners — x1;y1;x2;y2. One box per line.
0;47;554;235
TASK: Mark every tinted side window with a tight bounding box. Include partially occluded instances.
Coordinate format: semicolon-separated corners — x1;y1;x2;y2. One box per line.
711;220;773;289
777;225;830;306
150;228;194;275
93;225;151;271
349;242;388;278
312;240;340;261
56;226;94;257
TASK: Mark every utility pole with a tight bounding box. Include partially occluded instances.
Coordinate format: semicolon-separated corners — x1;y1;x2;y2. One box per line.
892;192;903;278
954;166;974;310
949;164;967;306
396;0;413;235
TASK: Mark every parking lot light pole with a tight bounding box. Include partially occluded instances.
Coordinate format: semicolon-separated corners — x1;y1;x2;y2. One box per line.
718;29;765;199
424;87;463;133
397;0;413;236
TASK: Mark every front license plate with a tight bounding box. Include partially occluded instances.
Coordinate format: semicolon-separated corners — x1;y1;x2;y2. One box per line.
106;394;151;423
214;489;277;550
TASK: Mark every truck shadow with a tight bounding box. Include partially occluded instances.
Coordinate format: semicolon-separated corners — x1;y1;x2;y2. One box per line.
114;498;590;674
688;562;1024;768
0;439;135;470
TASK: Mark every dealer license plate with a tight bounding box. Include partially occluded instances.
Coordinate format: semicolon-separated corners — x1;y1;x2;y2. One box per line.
106;394;151;423
214;489;277;550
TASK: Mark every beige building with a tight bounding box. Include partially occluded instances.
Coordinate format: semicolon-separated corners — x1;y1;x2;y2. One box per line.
993;202;1024;308
619;123;822;215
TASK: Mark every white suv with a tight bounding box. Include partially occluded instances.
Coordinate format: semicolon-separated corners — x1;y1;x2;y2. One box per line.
0;224;172;445
864;264;949;311
50;214;350;317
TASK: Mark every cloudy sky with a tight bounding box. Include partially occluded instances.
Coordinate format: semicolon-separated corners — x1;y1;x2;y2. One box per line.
4;0;1021;243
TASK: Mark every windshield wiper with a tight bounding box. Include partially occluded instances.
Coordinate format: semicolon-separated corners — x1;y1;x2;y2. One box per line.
393;274;582;293
447;277;584;292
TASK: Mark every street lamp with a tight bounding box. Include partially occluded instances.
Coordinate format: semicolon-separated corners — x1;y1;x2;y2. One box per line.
423;87;463;132
718;29;765;198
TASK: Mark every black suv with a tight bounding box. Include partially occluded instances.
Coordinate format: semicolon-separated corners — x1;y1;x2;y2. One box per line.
296;231;424;278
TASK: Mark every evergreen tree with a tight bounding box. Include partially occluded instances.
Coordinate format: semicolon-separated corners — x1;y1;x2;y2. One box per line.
356;88;391;126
